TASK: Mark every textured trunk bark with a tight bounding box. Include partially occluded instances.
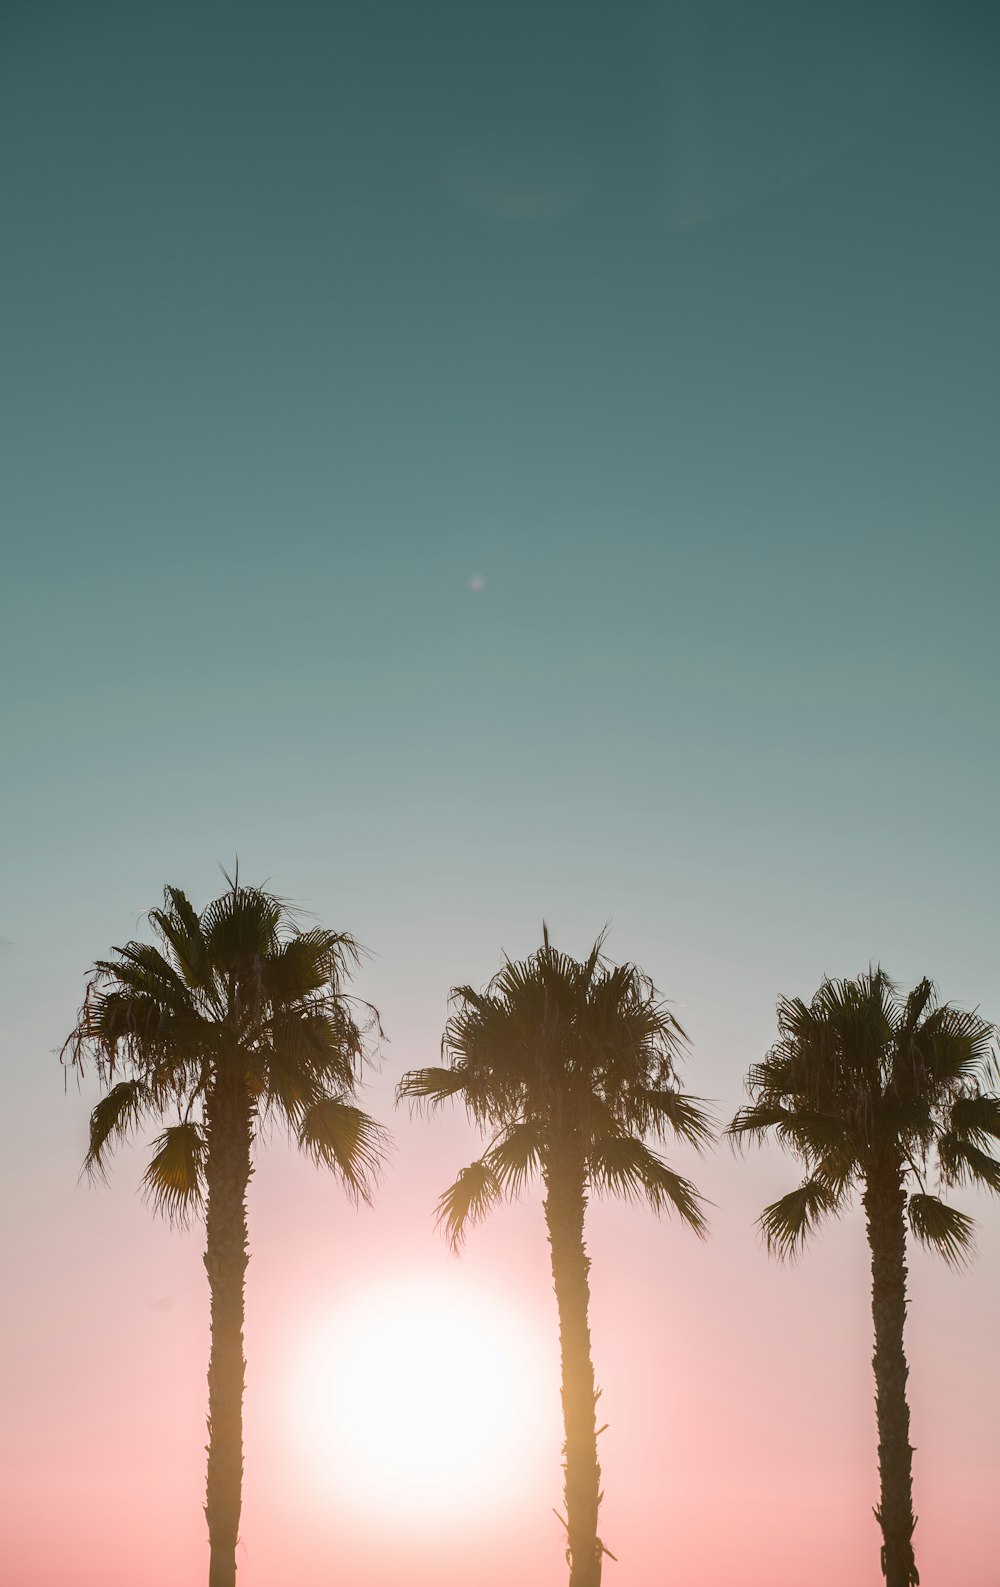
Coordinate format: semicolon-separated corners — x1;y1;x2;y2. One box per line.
203;1069;252;1587
863;1161;919;1587
543;1139;603;1587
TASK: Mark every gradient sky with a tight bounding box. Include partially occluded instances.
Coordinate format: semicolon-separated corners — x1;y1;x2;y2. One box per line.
2;3;999;1583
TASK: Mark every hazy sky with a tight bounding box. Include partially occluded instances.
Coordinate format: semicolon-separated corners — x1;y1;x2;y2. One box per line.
2;3;999;1584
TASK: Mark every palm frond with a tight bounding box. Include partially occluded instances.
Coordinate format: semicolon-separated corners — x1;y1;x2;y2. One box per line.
263;929;363;1003
948;1094;1000;1147
758;1177;840;1260
777;1110;856;1161
812;1149;859;1201
247;1043;319;1126
588;1135;708;1235
447;983;494;1018
911;1003;996;1089
729;1100;855;1166
937;1135;1000;1193
200;882;282;969
149;889;213;993
160;887;203;945
770;972;895;1106
484;1120;545;1196
397;1065;469;1108
880;1096;937;1155
434;1159;502;1250
84;1079;153;1180
746;1051;797;1095
894;976;935;1061
73;984;212;1082
908;1192;976;1267
638;1087;716;1150
267;1005;364;1090
140;1121;206;1226
727;1102;790;1148
102;941;192;1009
296;1096;389;1203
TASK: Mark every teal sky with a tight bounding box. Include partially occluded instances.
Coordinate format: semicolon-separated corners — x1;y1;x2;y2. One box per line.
3;5;1000;1584
4;0;998;938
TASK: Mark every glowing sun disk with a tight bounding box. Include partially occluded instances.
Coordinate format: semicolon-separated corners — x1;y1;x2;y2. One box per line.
291;1276;548;1520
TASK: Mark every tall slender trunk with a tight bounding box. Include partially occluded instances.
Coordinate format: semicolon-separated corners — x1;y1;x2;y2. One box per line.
543;1137;603;1587
863;1160;919;1587
203;1069;253;1587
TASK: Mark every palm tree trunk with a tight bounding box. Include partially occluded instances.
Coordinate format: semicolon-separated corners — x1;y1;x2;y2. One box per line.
203;1070;253;1587
863;1162;919;1587
543;1139;603;1587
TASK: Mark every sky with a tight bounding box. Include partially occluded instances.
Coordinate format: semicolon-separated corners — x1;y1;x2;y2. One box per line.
1;1;999;1582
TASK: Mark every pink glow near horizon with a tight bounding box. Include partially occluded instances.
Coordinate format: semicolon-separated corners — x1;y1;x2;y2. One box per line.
7;1060;1000;1586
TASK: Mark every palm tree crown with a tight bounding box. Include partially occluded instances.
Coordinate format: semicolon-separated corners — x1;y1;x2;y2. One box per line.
400;926;712;1243
68;880;387;1214
729;968;1000;1262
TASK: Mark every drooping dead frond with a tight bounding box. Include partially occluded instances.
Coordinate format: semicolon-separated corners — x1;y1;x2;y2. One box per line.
84;1079;154;1181
140;1121;206;1226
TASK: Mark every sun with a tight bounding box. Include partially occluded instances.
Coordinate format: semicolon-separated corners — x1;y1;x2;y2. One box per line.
289;1272;552;1521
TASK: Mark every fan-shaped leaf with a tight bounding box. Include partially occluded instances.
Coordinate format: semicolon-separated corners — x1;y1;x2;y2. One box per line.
589;1135;708;1234
937;1136;1000;1193
908;1193;976;1267
639;1088;716;1150
949;1094;1000;1147
397;1065;468;1107
759;1178;839;1260
141;1122;206;1226
149;891;213;993
727;1102;791;1147
84;1079;153;1179
435;1159;502;1250
484;1121;545;1196
296;1096;389;1203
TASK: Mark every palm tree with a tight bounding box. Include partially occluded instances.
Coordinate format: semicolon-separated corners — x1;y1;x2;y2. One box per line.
64;878;389;1587
398;928;712;1587
728;969;1000;1587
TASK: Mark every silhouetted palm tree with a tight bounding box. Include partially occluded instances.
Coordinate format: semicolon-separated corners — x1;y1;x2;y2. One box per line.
399;928;712;1587
729;969;999;1587
64;879;389;1587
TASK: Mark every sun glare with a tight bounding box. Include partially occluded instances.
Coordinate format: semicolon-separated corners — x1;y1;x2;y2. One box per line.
290;1273;552;1521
